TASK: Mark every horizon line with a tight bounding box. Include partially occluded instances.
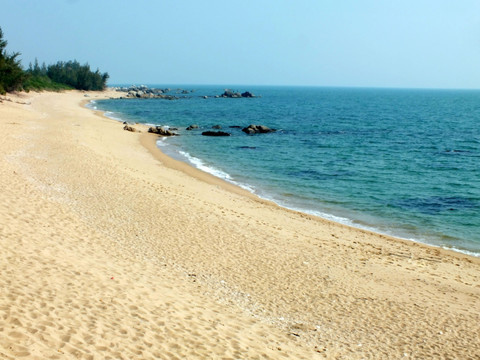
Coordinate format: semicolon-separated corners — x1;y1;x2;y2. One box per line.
107;83;480;92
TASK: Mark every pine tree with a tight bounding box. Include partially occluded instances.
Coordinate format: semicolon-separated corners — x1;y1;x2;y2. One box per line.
0;27;26;94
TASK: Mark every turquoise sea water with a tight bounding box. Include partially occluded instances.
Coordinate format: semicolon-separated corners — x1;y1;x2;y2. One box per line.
93;86;480;256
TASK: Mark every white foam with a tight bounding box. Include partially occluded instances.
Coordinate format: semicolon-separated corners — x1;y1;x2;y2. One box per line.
153;140;480;257
103;111;125;122
85;100;129;123
159;147;255;193
178;151;233;181
85;100;97;110
156;138;168;147
443;246;480;258
232;192;480;257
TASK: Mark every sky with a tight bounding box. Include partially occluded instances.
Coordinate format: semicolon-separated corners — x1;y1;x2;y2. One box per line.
1;0;480;89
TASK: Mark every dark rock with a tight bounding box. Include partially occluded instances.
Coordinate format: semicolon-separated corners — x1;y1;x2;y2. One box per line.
123;125;138;132
117;85;178;100
148;126;178;136
218;89;256;98
242;124;276;134
212;125;222;129
221;89;234;97
229;125;242;129
220;89;242;98
257;125;275;133
161;94;178;100
201;131;231;137
186;124;199;130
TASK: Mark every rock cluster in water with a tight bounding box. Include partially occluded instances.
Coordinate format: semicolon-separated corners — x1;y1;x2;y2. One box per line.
125;122;276;139
241;124;276;134
219;90;255;98
183;123;275;136
113;85;180;100
111;85;257;100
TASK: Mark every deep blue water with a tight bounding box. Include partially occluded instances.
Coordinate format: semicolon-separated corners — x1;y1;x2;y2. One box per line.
93;86;480;256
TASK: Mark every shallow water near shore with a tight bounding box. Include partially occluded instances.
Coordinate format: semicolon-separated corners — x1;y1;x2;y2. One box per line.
93;86;480;256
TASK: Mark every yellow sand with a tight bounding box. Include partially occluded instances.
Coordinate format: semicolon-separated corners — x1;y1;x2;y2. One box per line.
1;90;479;359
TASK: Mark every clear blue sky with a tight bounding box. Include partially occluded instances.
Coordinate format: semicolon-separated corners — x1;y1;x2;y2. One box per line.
1;0;479;88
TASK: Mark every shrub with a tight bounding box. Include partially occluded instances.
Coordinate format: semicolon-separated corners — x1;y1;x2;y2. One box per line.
0;27;26;94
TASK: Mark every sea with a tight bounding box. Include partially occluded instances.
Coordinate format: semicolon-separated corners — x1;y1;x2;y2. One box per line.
90;86;480;257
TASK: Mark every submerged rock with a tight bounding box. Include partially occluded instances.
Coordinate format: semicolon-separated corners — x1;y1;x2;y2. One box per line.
186;124;199;130
201;131;231;137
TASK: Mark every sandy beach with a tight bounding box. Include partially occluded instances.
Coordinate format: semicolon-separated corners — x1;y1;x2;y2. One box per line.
1;90;479;359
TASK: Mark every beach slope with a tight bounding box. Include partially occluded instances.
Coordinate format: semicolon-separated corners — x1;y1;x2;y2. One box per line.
1;90;479;359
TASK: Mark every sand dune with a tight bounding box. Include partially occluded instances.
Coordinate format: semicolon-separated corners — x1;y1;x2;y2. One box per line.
1;90;479;359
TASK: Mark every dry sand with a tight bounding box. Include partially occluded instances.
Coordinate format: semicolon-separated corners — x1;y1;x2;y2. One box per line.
0;90;479;359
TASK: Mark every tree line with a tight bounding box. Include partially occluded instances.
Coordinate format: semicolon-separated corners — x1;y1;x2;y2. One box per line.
0;27;109;94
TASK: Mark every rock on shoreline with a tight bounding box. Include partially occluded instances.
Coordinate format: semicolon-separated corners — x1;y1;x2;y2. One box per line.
148;126;178;136
123;125;139;132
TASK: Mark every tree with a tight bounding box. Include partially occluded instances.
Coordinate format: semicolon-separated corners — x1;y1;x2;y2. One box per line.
46;60;108;90
1;26;109;93
27;58;47;77
0;27;26;94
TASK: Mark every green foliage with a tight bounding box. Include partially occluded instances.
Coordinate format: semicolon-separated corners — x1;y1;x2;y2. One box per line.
0;26;109;94
27;58;48;77
45;60;109;91
23;74;73;92
0;27;27;94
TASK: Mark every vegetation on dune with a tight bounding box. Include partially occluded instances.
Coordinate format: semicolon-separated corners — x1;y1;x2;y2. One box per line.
22;74;73;92
0;26;109;94
43;60;109;91
23;59;72;91
0;27;26;94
